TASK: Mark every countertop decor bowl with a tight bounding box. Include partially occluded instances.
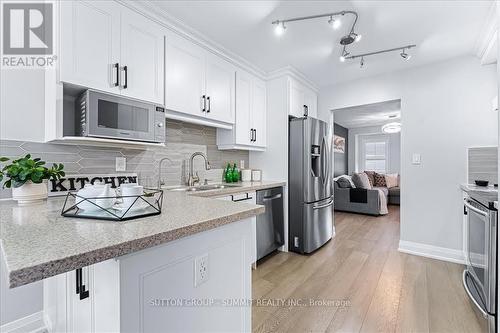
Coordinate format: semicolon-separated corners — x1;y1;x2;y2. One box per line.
475;180;489;187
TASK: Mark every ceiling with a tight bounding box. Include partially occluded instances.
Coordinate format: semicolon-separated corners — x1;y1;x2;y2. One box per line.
149;0;494;87
333;99;401;128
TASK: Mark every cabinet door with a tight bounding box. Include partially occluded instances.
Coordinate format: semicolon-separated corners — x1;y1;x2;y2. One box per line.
234;71;252;145
60;0;120;93
67;268;93;333
252;78;267;147
304;89;317;118
205;53;235;124
120;9;165;104
165;33;206;117
289;78;305;118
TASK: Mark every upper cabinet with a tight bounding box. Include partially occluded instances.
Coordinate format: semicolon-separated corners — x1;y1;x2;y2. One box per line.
217;69;266;150
288;77;317;118
60;1;165;104
165;31;235;128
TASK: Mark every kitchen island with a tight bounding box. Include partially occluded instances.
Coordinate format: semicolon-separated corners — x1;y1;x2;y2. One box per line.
0;181;284;332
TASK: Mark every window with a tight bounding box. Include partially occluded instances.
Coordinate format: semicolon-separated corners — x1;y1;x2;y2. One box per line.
364;141;387;173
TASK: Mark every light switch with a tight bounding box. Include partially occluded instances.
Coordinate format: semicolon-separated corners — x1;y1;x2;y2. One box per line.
412;153;421;165
116;157;126;171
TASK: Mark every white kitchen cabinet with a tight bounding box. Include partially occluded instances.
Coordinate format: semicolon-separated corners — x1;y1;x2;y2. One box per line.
216;69;266;150
60;0;121;94
164;31;235;128
205;52;235;124
59;0;165;104
120;9;165;104
44;218;254;333
252;78;267;147
288;77;317;118
164;32;206;118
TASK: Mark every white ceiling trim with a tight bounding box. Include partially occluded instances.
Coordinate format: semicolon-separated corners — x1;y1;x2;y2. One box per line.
267;65;319;92
118;0;268;80
474;2;497;63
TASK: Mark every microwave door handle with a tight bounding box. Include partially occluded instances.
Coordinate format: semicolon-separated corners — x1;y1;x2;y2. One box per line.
464;200;488;217
462;271;488;318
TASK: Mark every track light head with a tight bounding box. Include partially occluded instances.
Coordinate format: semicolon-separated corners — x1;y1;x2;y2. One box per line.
354;33;362;42
339;49;349;62
274;21;286;36
328;16;341;30
360;57;365;68
400;49;411;60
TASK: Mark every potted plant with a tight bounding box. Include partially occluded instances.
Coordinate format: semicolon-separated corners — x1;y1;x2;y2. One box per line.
0;154;65;205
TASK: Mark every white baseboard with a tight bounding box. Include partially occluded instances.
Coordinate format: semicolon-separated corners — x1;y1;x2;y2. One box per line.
398;240;466;264
0;311;47;333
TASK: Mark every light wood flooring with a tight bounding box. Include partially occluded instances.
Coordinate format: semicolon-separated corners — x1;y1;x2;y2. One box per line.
252;206;485;333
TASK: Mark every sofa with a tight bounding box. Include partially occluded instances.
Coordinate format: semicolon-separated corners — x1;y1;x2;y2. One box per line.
334;173;400;216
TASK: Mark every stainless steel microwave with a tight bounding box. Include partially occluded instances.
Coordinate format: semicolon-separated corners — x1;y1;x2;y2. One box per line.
76;90;165;143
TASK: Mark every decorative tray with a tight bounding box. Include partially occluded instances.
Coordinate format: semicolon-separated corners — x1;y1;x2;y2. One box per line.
61;189;163;221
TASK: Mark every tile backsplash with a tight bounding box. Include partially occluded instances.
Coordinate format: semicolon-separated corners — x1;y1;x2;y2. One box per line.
468;146;498;185
0;120;249;198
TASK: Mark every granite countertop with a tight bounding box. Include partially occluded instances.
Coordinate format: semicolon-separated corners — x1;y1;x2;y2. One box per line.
1;181;284;288
460;183;498;202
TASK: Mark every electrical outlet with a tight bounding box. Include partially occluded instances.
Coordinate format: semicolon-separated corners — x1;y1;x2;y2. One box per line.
194;254;209;287
115;157;126;172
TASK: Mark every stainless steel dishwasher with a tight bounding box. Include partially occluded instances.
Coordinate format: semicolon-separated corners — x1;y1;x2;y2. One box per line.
256;187;284;260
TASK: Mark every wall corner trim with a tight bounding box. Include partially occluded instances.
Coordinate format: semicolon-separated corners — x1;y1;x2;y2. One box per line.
398;240;465;265
0;311;47;333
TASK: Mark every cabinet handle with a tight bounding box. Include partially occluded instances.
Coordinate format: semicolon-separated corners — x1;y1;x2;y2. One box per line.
207;96;211;113
303;105;308;117
254;129;257;142
113;63;120;87
202;95;206;112
75;268;89;300
123;65;128;89
250;128;253;142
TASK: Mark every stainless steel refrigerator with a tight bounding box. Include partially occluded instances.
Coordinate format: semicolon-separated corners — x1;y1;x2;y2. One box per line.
289;116;334;254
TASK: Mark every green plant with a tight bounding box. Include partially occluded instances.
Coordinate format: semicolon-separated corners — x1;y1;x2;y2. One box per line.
0;154;65;188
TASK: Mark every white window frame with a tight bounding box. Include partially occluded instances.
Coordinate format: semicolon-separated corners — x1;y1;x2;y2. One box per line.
356;134;390;174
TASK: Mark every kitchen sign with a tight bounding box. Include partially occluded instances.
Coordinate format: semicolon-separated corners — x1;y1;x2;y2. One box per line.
48;173;138;197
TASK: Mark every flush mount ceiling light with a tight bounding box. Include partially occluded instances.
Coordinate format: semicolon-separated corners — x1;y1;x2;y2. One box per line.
382;122;402;134
344;44;416;67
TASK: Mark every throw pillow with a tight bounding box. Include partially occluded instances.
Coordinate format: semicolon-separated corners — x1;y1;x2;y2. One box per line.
337;177;353;188
385;173;399;188
364;171;375;186
373;172;387;187
352;172;372;189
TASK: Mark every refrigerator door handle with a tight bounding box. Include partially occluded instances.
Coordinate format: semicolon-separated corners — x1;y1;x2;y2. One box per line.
313;198;334;210
320;136;328;185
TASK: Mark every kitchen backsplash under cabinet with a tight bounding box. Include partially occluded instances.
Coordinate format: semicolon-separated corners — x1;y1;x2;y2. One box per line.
0;120;248;198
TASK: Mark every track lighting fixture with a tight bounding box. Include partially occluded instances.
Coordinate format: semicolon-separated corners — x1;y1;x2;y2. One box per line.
271;10;360;44
274;21;286;36
341;44;417;66
328;16;341;30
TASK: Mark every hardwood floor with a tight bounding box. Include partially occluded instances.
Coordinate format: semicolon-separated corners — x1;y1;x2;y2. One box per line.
252;206;484;333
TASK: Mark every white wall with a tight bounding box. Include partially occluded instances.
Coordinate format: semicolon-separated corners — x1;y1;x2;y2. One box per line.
319;55;497;252
346;125;401;175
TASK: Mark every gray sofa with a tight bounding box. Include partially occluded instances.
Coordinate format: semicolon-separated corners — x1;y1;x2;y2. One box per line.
334;181;400;216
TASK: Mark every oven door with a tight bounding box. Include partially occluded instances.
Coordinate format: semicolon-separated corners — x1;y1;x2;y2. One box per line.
464;197;497;314
87;90;156;142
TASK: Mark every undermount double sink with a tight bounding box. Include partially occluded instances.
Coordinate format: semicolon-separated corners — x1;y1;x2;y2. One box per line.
165;183;243;192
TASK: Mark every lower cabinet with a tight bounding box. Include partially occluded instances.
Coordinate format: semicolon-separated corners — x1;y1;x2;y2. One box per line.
44;218;254;333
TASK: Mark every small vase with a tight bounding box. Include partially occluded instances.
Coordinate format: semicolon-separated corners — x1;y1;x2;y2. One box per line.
11;181;48;205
